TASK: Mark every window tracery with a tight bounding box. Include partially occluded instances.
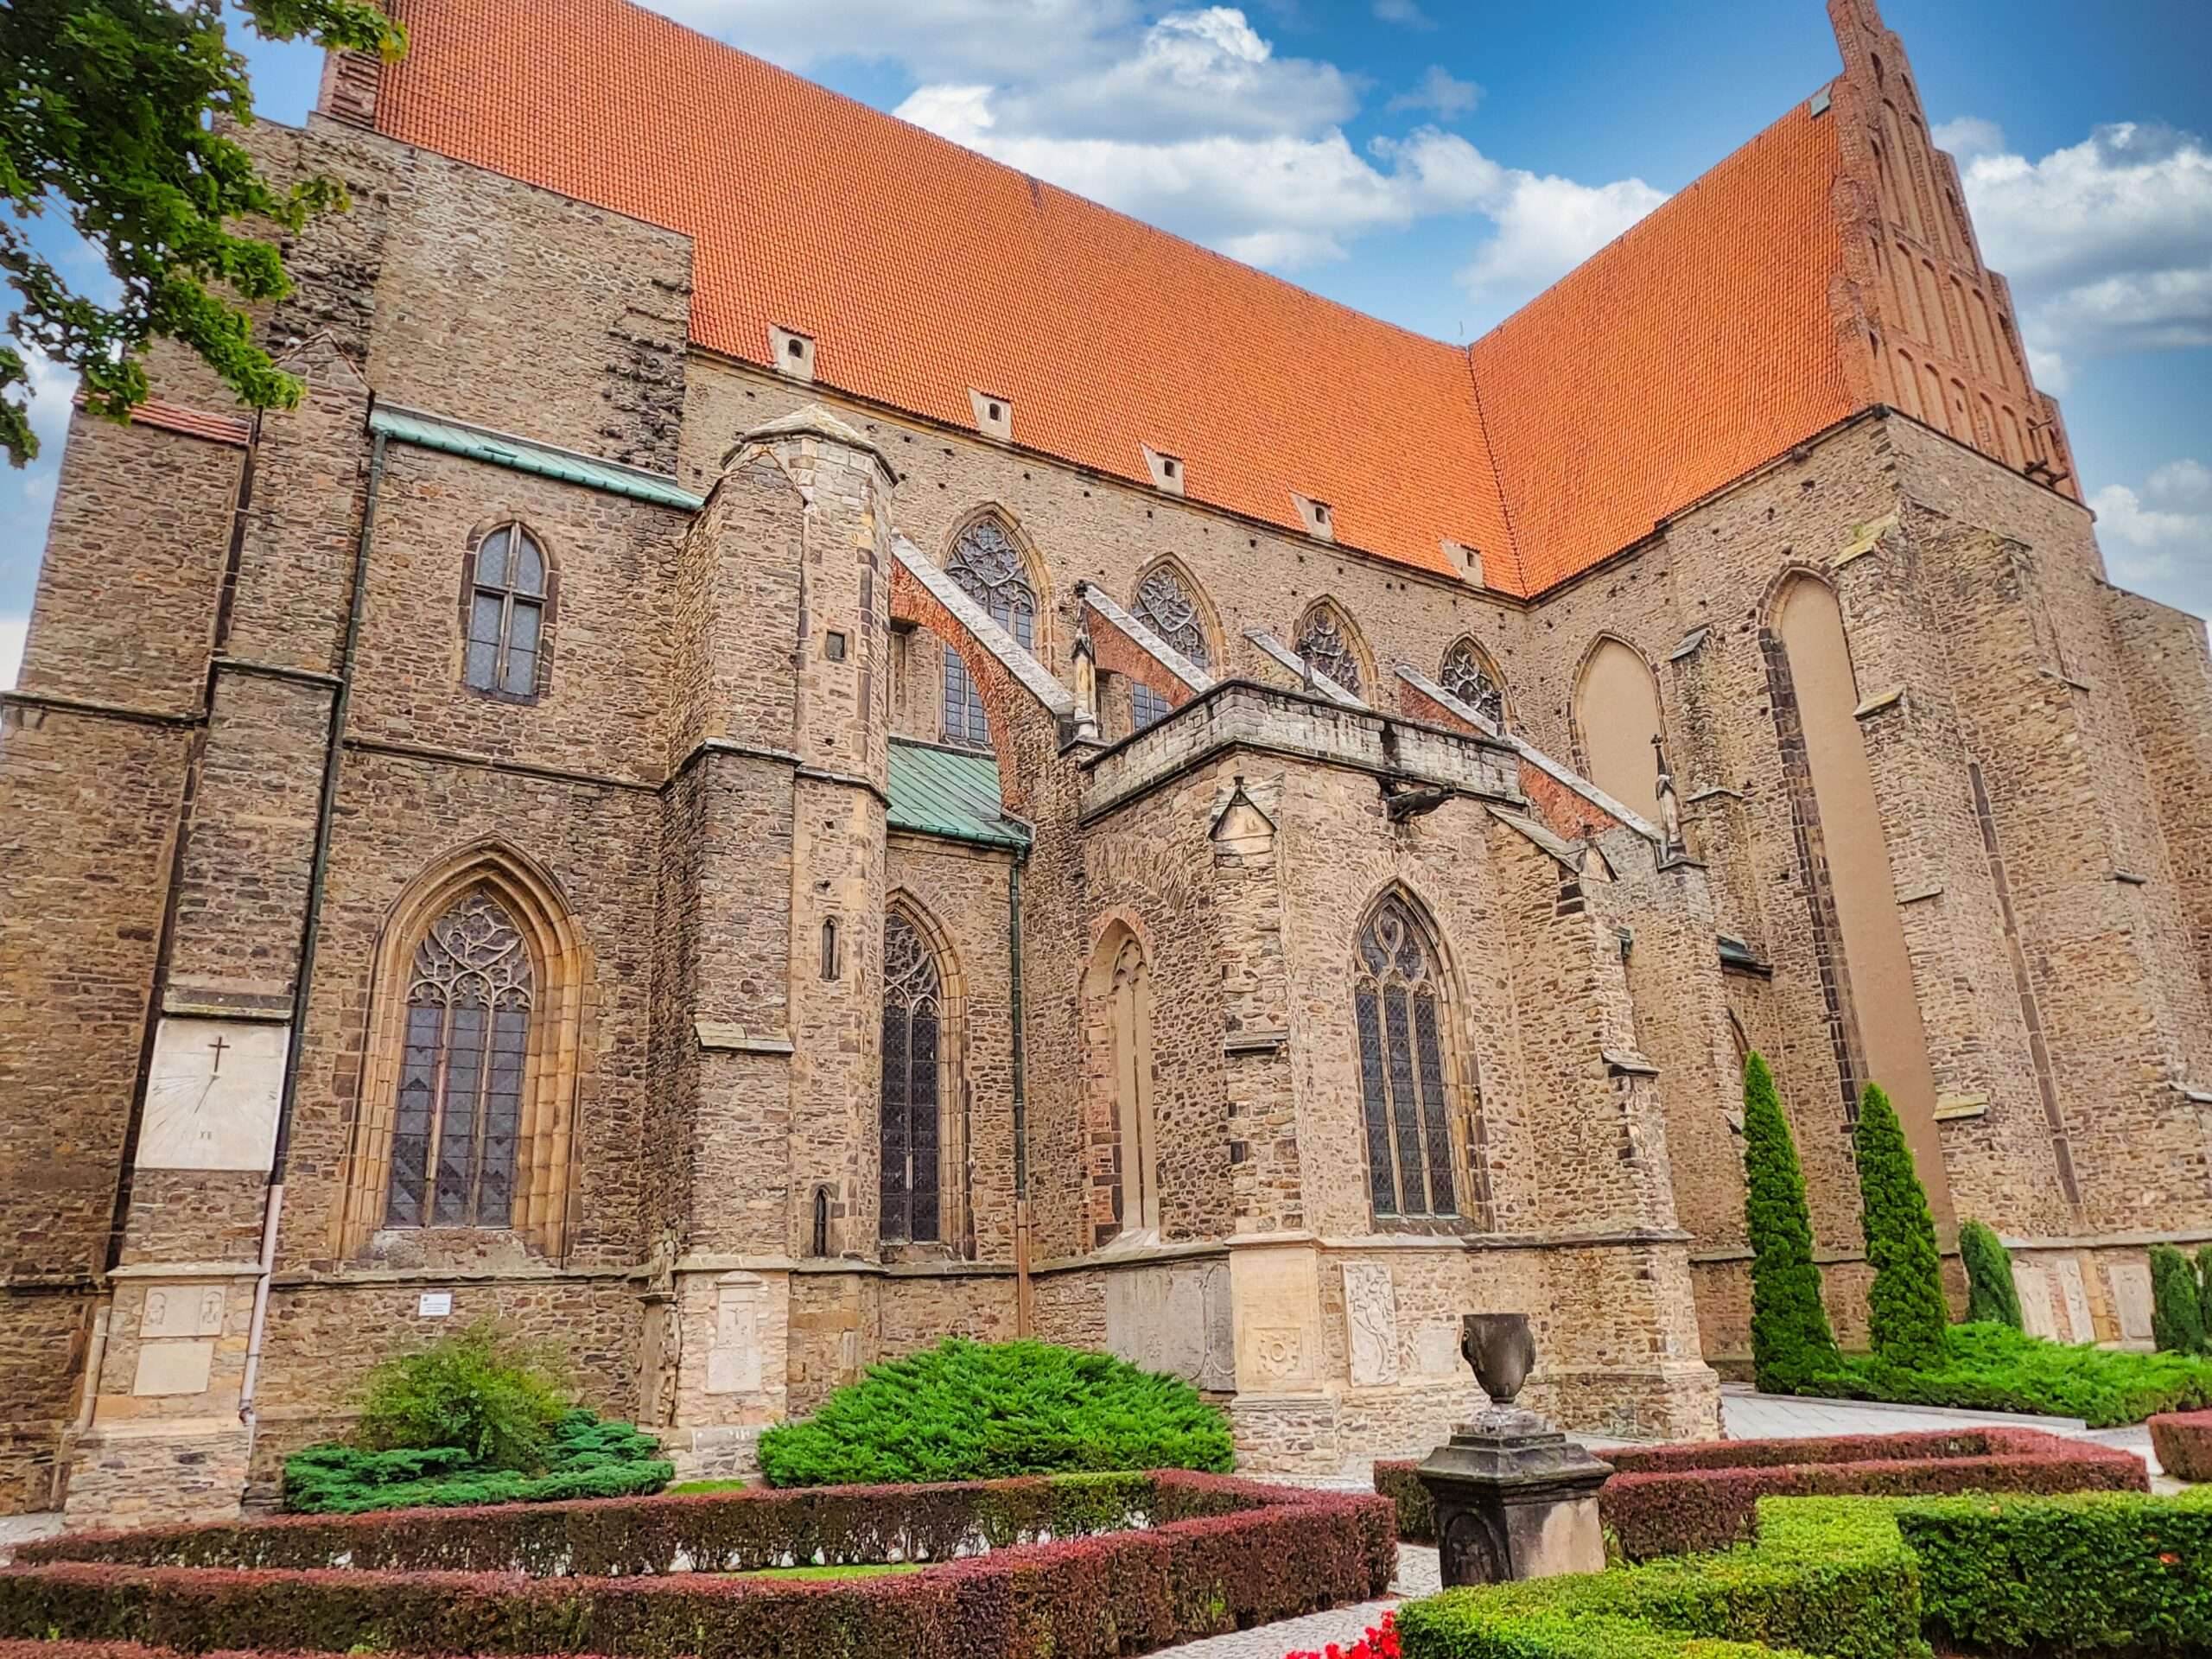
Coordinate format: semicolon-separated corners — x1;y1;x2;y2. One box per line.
387;889;535;1230
1128;565;1211;733
1440;639;1506;728
1294;606;1363;697
466;524;548;697
942;518;1036;747
880;910;944;1243
1353;893;1457;1221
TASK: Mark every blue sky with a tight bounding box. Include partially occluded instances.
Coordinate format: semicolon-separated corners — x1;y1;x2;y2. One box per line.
4;0;2209;686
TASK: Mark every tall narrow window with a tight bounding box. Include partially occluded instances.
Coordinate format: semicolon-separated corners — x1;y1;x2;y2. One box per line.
880;911;944;1243
466;524;548;697
810;1186;831;1258
1294;603;1363;697
1353;893;1457;1221
1108;935;1160;1236
386;889;534;1229
1440;639;1507;728
941;519;1036;747
1128;564;1211;733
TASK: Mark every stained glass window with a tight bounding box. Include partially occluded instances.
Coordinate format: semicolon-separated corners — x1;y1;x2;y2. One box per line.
880;911;944;1243
466;524;548;697
1353;894;1457;1219
1128;566;1211;734
1295;606;1363;697
1440;639;1506;728
942;519;1036;747
386;889;534;1229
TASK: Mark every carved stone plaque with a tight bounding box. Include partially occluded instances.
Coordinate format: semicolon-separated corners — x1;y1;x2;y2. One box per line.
1231;1246;1323;1391
1343;1263;1400;1387
2015;1261;2061;1340
140;1284;226;1340
137;1018;287;1171
706;1273;766;1396
132;1338;214;1397
2053;1256;2094;1344
2109;1262;2155;1343
1105;1262;1235;1390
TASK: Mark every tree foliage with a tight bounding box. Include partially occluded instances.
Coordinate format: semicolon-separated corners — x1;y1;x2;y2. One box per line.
2149;1243;2206;1356
1;0;406;466
353;1318;572;1473
1958;1219;2024;1330
1853;1082;1950;1370
1739;1050;1841;1392
757;1338;1236;1487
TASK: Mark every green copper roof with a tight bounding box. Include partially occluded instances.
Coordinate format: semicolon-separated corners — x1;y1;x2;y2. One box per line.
369;404;704;512
888;739;1028;851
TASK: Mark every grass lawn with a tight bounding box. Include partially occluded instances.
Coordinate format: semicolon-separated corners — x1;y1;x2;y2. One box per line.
719;1563;926;1581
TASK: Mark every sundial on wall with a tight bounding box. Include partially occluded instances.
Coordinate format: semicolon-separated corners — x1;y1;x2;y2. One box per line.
137;1017;289;1171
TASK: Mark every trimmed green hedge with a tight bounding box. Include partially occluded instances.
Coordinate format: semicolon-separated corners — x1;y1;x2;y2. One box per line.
1395;1499;1920;1659
283;1409;671;1513
1899;1487;2212;1656
757;1338;1233;1486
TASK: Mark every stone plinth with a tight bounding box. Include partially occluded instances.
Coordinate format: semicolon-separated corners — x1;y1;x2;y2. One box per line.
1416;1404;1612;1586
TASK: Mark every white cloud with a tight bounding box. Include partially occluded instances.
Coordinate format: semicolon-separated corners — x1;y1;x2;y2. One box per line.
1952;122;2212;366
1388;65;1481;120
0;617;22;692
1;349;73;620
1459;171;1669;312
1932;116;2005;160
2091;458;2212;615
1372;0;1433;27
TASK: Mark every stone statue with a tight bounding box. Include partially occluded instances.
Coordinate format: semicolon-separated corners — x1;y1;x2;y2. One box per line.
1652;733;1684;856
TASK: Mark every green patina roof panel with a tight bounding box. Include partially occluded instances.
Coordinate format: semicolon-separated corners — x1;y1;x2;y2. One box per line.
888;740;1028;850
369;405;704;512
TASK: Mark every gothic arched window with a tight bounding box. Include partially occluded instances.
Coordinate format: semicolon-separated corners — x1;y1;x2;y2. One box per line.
465;524;548;698
1128;565;1211;732
942;519;1036;747
387;889;535;1229
1294;603;1363;697
1353;893;1458;1221
1440;639;1506;729
880;910;944;1243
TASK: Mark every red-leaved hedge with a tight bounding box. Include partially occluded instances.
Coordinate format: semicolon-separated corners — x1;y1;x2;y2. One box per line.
0;1473;1394;1659
1376;1428;2148;1560
2149;1408;2212;1482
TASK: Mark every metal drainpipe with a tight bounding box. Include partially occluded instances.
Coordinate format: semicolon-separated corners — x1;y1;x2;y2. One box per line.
239;426;386;1445
1007;853;1027;1198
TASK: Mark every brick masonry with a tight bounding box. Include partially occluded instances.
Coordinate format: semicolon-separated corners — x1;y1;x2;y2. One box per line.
3;58;2212;1522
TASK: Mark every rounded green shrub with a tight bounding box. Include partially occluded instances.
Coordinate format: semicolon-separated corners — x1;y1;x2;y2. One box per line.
2149;1243;2206;1355
757;1337;1235;1486
1739;1051;1841;1393
353;1318;571;1471
1957;1219;2023;1330
1853;1082;1950;1371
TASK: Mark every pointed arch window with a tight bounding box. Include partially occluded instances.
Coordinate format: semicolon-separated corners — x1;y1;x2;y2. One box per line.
942;519;1036;747
1294;605;1363;697
1128;565;1211;732
387;889;535;1229
466;524;548;698
1440;639;1506;728
1354;893;1458;1220
880;910;944;1243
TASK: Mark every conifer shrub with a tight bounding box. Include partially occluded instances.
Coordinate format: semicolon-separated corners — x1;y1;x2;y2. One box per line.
2199;1244;2212;1344
1738;1052;1840;1393
757;1338;1235;1487
1956;1219;2022;1330
283;1409;671;1514
353;1318;571;1470
2150;1243;2206;1355
1853;1083;1948;1370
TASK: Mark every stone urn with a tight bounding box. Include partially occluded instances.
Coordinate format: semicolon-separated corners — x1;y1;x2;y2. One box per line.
1414;1312;1612;1588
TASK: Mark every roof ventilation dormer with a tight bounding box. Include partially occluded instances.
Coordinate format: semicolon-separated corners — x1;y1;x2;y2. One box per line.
1442;538;1484;588
769;325;817;384
1141;444;1185;497
1291;492;1334;543
969;389;1014;443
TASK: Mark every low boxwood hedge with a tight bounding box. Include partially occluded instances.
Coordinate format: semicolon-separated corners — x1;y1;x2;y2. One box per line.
1376;1427;2145;1558
1898;1486;2212;1656
2148;1408;2212;1483
0;1472;1393;1659
1394;1498;1919;1659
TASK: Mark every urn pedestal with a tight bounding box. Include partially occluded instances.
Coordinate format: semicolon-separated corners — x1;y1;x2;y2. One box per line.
1415;1313;1613;1587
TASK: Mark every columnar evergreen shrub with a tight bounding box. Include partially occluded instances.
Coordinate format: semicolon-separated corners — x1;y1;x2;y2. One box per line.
1956;1219;2022;1329
757;1338;1235;1486
1853;1082;1948;1370
2149;1243;2206;1355
1738;1052;1840;1393
2199;1243;2212;1345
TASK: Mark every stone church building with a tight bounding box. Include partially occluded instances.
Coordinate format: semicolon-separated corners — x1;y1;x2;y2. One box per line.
5;0;2212;1526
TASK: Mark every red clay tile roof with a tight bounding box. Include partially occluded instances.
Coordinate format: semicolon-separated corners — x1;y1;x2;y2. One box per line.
365;0;1855;598
79;395;253;448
